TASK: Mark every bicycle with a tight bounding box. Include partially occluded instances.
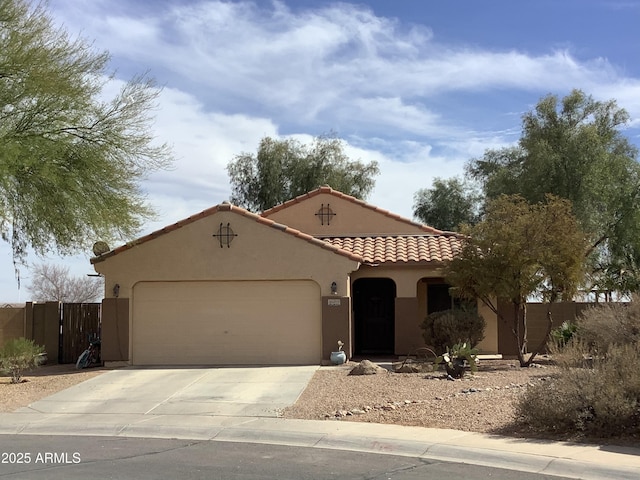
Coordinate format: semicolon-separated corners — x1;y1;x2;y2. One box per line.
76;335;101;369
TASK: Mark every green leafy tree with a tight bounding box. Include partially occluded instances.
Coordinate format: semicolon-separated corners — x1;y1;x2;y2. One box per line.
227;135;379;211
467;89;640;296
413;177;481;230
0;0;172;276
445;194;587;367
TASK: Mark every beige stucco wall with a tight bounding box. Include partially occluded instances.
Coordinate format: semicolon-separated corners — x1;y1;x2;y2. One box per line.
352;264;445;297
476;300;498;354
264;193;427;236
93;210;360;299
93;210;360;364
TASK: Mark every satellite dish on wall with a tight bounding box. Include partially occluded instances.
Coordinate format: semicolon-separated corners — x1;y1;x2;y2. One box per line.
92;241;110;256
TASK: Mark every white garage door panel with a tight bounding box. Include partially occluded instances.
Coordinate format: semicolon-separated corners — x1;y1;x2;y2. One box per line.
132;280;321;365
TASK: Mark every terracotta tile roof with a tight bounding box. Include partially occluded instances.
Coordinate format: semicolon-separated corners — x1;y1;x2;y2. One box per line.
320;235;463;264
261;186;449;235
91;202;363;264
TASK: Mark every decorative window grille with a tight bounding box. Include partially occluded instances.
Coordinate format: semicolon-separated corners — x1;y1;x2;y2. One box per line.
213;223;237;248
315;204;336;225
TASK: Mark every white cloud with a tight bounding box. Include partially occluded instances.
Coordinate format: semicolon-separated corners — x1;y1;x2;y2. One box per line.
593;80;640;124
143;86;280;227
51;1;640;135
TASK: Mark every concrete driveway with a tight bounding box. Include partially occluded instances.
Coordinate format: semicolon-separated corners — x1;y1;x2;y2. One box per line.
18;366;318;418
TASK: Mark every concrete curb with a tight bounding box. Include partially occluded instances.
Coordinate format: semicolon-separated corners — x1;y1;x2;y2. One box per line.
1;414;639;479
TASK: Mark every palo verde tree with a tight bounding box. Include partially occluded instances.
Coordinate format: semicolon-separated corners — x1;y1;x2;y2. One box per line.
445;194;587;367
467;89;640;297
413;176;481;231
227;134;379;212
0;0;172;278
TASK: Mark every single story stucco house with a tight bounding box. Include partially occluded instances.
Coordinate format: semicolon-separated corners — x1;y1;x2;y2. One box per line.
92;186;498;366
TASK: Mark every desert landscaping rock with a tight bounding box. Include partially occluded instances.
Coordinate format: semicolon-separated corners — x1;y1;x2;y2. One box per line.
348;359;387;375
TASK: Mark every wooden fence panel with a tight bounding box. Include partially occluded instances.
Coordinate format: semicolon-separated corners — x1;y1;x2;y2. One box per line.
60;303;101;364
31;302;61;364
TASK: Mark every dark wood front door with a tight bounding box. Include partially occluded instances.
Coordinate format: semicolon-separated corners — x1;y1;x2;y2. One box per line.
354;278;396;355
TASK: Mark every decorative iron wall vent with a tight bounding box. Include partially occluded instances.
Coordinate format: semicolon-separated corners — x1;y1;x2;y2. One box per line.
315;203;336;225
213;223;237;248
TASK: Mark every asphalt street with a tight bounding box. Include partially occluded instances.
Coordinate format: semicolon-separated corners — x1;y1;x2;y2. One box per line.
0;435;575;480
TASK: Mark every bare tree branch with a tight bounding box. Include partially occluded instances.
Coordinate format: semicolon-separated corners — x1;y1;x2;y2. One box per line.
27;263;103;303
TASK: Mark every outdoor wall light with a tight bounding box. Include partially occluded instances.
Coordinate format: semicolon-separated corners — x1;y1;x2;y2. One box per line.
113;283;120;298
331;281;338;295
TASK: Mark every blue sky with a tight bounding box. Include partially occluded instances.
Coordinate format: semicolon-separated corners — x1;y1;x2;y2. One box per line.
2;0;640;301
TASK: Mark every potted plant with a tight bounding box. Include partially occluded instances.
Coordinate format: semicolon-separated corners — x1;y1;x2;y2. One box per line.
435;342;479;378
330;340;347;365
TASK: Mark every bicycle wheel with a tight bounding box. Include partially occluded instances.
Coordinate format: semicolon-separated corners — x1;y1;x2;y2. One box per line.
76;349;91;369
87;348;99;366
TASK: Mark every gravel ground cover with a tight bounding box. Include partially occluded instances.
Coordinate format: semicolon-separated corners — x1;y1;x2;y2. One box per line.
283;359;554;434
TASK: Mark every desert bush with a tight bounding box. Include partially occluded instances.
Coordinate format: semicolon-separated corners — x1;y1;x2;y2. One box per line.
547;337;594;369
549;320;578;348
516;342;640;437
0;338;45;384
576;300;640;354
421;307;486;354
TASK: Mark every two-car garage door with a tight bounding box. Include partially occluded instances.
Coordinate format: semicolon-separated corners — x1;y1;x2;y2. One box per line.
131;280;321;365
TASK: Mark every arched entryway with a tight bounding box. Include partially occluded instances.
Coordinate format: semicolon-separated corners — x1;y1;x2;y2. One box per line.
353;278;396;355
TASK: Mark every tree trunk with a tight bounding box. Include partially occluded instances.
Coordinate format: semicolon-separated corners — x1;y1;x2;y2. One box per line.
521;302;528;353
522;309;554;367
512;301;527;367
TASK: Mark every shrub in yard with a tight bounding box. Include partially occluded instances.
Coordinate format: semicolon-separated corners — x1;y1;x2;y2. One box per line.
549;320;578;348
435;342;479;378
0;338;46;384
516;342;640;437
548;321;590;369
547;337;593;369
421;307;486;354
576;300;640;354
